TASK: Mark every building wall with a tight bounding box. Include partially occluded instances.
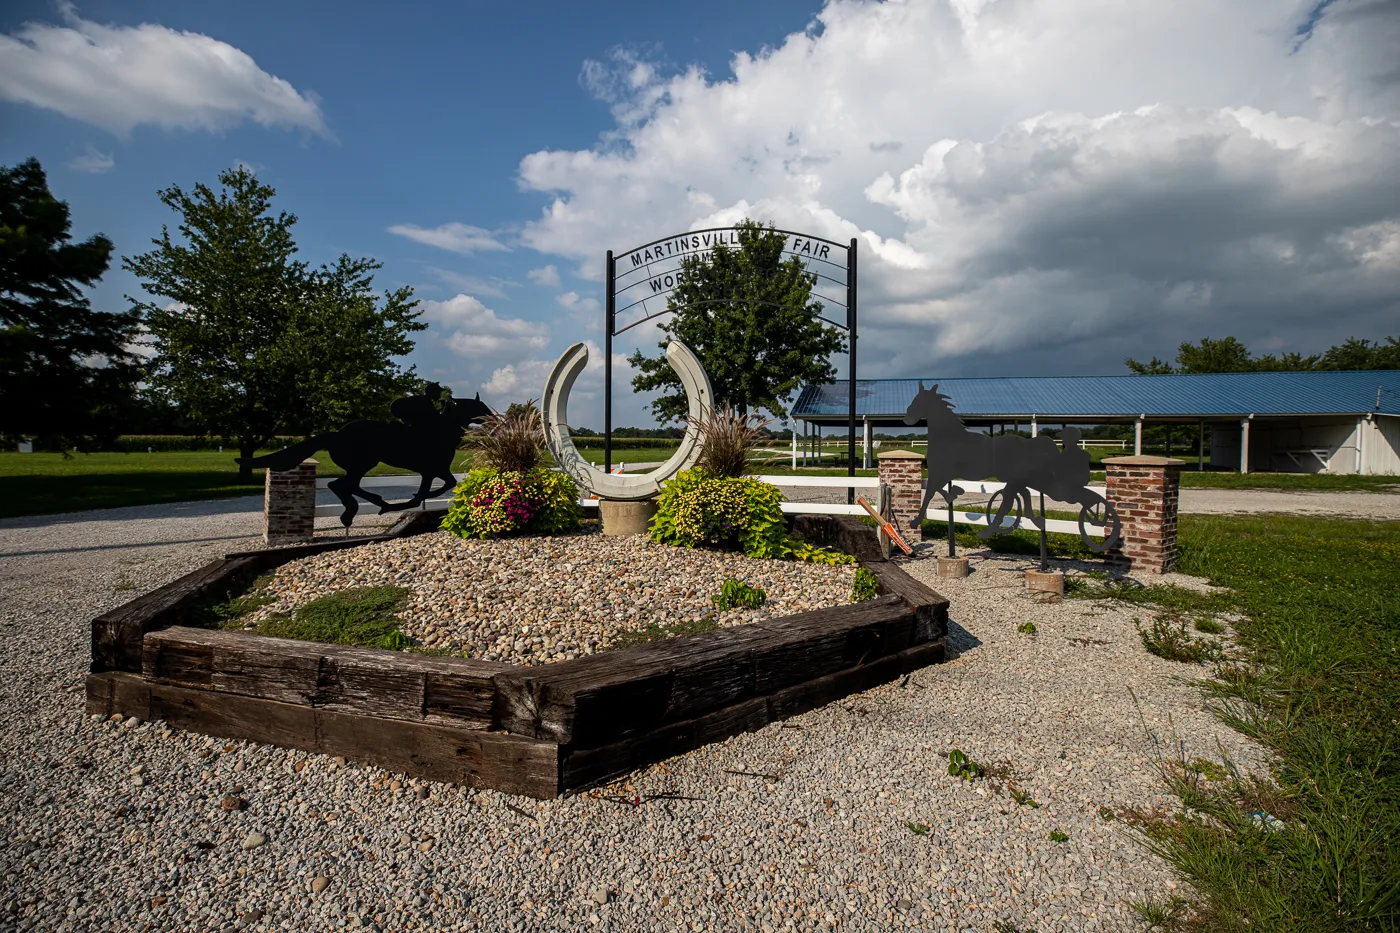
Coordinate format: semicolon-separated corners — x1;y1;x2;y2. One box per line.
1366;416;1400;475
1208;417;1397;474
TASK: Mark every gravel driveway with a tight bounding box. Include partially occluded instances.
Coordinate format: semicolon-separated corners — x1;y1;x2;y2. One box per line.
1;499;1262;932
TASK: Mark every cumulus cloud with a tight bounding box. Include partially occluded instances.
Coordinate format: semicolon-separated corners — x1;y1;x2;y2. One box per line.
67;145;113;174
515;0;1400;376
421;294;548;358
0;5;328;136
555;290;601;314
527;264;561;287
388;222;508;256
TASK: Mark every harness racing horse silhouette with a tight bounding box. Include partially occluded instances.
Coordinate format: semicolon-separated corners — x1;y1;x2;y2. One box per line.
903;383;1122;553
238;384;492;528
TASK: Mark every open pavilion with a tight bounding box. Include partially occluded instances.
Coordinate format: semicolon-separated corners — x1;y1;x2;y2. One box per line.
791;369;1400;474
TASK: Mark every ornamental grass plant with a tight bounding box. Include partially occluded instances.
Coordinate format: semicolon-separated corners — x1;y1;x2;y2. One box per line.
473;400;544;473
692;405;771;478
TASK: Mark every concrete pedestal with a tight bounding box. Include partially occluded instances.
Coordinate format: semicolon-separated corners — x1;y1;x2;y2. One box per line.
600;499;657;536
938;556;970;578
1025;569;1065;597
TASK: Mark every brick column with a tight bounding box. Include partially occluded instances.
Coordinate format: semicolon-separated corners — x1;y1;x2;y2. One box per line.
877;449;925;542
264;458;317;547
1103;456;1184;575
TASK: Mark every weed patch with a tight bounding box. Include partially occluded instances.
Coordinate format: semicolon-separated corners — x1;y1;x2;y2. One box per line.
610;617;720;649
1137;616;1223;664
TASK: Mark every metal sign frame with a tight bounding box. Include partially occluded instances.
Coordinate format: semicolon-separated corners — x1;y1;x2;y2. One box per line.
604;227;859;493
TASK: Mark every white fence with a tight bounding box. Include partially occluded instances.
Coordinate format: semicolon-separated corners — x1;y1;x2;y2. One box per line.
312;473;1107;536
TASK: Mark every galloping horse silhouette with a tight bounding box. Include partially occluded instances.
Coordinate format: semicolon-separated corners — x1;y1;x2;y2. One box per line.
903;383;1122;551
238;384;492;527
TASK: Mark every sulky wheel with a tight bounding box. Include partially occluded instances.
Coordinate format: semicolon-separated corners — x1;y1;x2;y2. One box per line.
1077;497;1122;552
979;488;1024;538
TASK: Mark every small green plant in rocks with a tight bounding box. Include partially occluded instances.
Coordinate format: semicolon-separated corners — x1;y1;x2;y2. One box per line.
904;821;931;836
711;579;767;611
851;567;879;602
1193;617;1226;635
1138;615;1222;664
1016;621;1038;636
1010;787;1040;809
947;749;983;781
1048;829;1069;843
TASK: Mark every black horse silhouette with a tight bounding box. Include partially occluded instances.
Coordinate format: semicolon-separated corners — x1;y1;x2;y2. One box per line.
903;383;1122;553
238;384;493;527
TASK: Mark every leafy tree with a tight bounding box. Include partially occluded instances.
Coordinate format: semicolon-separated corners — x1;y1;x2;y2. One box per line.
0;157;143;443
628;219;847;422
1316;336;1400;371
125;167;424;481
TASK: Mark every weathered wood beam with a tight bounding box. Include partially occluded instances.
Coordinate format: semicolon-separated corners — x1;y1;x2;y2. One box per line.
86;672;559;798
142;627;516;727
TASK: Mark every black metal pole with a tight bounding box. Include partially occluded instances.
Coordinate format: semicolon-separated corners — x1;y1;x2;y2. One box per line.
847;238;858;504
605;250;615;475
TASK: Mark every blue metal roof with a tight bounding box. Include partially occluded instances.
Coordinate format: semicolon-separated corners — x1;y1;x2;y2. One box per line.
792;370;1400;421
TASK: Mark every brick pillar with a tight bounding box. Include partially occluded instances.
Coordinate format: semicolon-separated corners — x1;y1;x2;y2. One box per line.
877;449;925;542
264;458;317;547
1103;456;1184;575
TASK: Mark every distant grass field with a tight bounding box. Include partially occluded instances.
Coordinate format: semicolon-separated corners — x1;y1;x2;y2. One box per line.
0;450;438;519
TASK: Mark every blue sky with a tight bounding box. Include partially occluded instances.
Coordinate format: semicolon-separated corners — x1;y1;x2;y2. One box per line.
3;0;1398;429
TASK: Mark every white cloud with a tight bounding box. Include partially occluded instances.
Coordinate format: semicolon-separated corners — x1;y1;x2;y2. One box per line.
388;222;508;256
527;264;561;287
480;341;632;423
425;267;516;298
555;290;601;314
0;6;328;136
67;145;113;174
515;0;1400;374
421;294;548;358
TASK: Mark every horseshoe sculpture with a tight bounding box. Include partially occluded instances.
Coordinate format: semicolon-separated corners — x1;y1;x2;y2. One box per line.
543;340;713;500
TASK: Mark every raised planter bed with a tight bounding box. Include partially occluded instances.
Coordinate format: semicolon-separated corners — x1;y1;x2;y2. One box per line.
87;514;948;798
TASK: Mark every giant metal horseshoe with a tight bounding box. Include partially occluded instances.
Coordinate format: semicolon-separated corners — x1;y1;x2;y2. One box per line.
542;340;713;500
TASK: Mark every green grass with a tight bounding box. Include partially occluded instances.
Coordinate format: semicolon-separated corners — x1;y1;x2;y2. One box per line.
1084;468;1398;492
0;449;470;519
255;586;412;650
1078;514;1400;932
921;519;1105;560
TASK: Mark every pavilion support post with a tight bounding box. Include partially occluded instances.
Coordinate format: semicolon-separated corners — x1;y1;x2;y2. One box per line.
1198;421;1204;472
1240;417;1252;474
1134;418;1144;456
1031;416;1038;438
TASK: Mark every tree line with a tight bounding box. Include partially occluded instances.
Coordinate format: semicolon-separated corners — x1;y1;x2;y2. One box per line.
1127;335;1399;375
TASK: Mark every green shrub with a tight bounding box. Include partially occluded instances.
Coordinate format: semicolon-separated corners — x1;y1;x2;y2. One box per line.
441;467;579;539
258;586;410;650
651;467;850;564
851;567;879;601
712;579;767;611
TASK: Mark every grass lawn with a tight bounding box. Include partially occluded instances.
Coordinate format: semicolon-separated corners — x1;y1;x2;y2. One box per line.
0;449;446;519
962;514;1399;931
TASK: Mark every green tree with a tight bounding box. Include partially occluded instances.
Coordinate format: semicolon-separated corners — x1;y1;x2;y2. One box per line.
628;220;847;422
1316;336;1400;371
125;167;424;481
0;157;143;443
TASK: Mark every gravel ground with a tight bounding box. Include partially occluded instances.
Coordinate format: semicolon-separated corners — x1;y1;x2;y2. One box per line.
1;498;1266;933
240;530;856;664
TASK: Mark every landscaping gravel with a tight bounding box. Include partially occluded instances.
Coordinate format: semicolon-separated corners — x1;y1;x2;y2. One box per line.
1;499;1265;932
240;529;858;664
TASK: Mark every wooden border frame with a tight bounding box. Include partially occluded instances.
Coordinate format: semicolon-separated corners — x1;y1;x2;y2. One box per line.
87;514;947;798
